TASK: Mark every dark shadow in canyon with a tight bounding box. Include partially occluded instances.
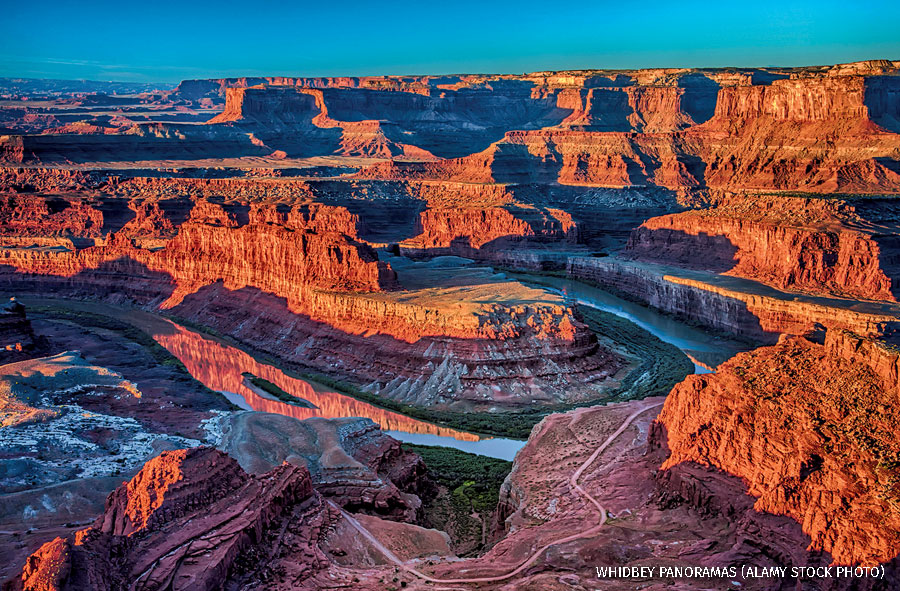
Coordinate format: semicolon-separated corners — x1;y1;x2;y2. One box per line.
675;151;709;186
155;197;194;228
0;258;178;306
747;71;790;85
625;227;741;274
202;196;251;227
864;77;900;133
843;197;900;302
649;422;900;590
320;83;575;158
489;142;566;185
336;199;425;244
580;88;633;131
875;156;900;176
679;72;721;126
872;233;900;302
12;132;274;164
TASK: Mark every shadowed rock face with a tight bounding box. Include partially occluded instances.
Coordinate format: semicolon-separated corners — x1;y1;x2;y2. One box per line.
4;61;899;194
4;448;328;591
654;330;900;566
0;189;625;411
625;195;900;301
2;60;900;590
421;398;886;590
0;350;207;492
213;413;427;522
0;299;43;364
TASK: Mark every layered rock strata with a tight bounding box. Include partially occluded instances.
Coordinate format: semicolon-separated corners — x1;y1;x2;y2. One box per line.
0;298;42;363
626;194;900;301
4;448;331;591
422;398;875;589
354;63;900;194
0;194;620;410
213;413;427;521
567;255;900;341
6;61;899;195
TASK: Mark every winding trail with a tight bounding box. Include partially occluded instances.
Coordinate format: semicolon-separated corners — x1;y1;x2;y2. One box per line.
336;400;665;585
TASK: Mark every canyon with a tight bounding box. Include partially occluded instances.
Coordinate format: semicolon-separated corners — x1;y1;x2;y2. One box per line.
1;59;900;590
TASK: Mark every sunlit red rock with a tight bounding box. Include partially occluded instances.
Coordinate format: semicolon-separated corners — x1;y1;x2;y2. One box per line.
5;448;329;591
654;330;900;566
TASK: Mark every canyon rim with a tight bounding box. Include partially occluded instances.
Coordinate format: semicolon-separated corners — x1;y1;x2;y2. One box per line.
2;3;900;590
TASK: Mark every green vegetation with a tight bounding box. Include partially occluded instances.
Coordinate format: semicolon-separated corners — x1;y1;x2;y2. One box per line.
523;272;759;348
578;305;695;401
27;304;242;411
25;297;692;440
403;443;512;554
170;302;693;439
241;372;315;408
161;312;542;437
299;306;692;438
298;371;542;438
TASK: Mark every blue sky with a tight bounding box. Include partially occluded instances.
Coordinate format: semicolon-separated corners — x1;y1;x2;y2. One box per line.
2;0;898;83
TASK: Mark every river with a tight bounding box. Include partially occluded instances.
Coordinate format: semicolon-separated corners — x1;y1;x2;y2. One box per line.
146;318;528;461
508;273;748;372
27;280;740;461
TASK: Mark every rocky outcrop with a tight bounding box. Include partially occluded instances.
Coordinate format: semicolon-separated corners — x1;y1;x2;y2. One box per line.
214;413;426;521
360;129;707;190
626;195;900;301
567;255;900;341
0;192;625;411
153;320;481;439
208;86;320;125
0;351;203;488
0;298;43;363
6;62;900;194
401;205;576;252
653;330;900;566
0;195;398;302
4;448;330;591
686;73;900;193
421;397;880;590
356;65;900;194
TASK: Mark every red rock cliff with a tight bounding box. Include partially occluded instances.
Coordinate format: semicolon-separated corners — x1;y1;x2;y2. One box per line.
626;195;900;301
5;447;328;591
654;330;900;566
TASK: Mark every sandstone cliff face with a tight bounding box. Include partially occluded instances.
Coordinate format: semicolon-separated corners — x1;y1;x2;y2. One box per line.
688;74;900;193
566;255;900;341
6;63;900;194
151;321;481;439
208;85;320;125
626;195;900;301
355;67;900;194
654;331;900;566
5;447;330;591
0;195;397;302
0;299;42;364
358;129;706;190
0;193;621;410
402;205;576;252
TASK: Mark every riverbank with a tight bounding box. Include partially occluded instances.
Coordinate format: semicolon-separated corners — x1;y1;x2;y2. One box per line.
14;292;696;442
509;271;751;370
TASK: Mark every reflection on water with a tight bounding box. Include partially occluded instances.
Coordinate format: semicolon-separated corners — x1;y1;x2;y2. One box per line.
152;322;480;439
149;320;528;460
